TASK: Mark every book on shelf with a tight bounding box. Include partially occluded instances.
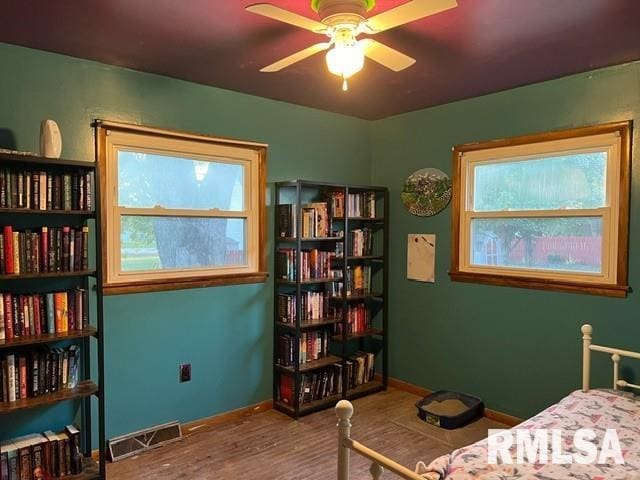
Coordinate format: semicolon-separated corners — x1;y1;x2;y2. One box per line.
278;363;343;406
276;248;340;281
0;345;81;403
0;168;93;212
0;425;83;480
0;226;89;275
329;192;344;218
346;265;371;296
0;289;88;341
349;228;373;257
276;331;330;367
276;204;296;238
333;303;371;335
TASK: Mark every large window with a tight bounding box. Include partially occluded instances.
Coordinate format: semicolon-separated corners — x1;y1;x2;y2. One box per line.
450;122;631;297
97;122;267;294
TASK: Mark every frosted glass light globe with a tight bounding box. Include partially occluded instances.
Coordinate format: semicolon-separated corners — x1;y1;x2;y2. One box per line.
326;42;364;79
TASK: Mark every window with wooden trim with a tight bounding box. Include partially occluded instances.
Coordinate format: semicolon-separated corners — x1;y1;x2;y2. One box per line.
450;122;631;297
96;122;267;294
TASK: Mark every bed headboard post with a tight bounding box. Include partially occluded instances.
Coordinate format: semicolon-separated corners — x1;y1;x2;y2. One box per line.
582;324;593;392
612;353;621;390
336;400;354;480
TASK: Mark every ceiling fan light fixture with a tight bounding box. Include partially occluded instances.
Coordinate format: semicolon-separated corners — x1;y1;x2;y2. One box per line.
326;42;364;79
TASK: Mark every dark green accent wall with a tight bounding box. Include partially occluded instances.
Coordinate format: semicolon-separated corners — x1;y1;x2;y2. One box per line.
370;62;640;418
0;40;638;438
0;42;370;439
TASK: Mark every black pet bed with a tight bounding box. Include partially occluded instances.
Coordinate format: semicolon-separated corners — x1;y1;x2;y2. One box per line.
415;390;484;430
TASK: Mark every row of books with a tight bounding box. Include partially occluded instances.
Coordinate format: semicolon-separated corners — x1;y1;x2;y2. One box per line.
276;202;331;239
331;266;372;297
0;289;89;341
276;248;341;281
301;203;329;238
0;425;83;480
0;345;81;403
347;192;376;218
329;192;377;218
276;331;331;367
278;365;342;406
277;292;334;323
346;265;372;296
334;303;372;336
348;351;376;388
0;168;93;212
0;226;89;275
276;351;376;406
349;228;374;257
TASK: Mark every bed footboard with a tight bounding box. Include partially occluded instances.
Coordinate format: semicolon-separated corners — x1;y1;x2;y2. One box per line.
336;400;424;480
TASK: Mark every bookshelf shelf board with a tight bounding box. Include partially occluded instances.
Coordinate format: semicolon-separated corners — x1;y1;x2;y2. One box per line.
332;328;384;341
0;152;95;169
0;208;96;217
345;256;383;261
277;354;341;374
276;180;387;191
0;270;96;281
347;381;385;401
277;277;340;285
274;393;342;416
332;217;385;223
330;293;383;302
277;236;344;242
0;380;98;415
0;326;97;349
276;318;342;331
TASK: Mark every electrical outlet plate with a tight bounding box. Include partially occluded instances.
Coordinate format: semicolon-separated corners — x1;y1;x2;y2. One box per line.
180;364;191;383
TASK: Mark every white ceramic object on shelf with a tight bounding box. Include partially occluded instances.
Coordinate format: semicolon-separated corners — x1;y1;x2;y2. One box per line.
39;119;62;158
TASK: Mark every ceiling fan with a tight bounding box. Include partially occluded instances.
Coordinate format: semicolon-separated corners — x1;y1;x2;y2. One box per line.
246;0;457;91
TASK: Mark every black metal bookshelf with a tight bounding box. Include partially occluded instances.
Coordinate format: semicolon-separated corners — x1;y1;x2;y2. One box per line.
0;151;106;479
273;180;388;419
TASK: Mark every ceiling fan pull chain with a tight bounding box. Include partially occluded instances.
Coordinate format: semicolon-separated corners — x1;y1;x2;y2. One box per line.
342;76;348;91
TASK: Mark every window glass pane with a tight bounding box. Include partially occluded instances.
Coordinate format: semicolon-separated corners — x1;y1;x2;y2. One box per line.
121;216;246;272
473;152;606;211
118;151;244;211
471;217;602;273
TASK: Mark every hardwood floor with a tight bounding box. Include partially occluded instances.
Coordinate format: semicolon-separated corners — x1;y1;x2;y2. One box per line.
107;388;505;480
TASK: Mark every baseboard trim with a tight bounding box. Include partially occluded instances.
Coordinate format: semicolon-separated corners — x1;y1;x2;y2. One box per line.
182;399;273;435
386;376;522;427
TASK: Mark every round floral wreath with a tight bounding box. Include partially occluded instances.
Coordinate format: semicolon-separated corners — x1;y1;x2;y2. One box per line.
401;168;452;217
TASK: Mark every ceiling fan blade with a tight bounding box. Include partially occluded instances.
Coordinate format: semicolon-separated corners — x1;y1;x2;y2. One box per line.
261;42;331;72
364;0;457;33
360;39;416;72
246;3;328;33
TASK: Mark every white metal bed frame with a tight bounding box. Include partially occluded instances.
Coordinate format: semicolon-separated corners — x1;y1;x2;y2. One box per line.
335;323;640;480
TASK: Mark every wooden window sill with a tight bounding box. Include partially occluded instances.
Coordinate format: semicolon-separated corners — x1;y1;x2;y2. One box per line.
449;271;629;298
103;272;269;295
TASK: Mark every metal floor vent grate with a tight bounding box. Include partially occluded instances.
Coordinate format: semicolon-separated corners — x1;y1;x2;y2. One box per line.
108;421;182;462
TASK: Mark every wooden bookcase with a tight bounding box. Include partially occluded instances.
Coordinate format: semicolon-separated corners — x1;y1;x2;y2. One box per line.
273;180;388;419
0;152;105;479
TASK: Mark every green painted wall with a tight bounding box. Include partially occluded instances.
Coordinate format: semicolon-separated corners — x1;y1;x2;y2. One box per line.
0;42;370;439
370;61;640;419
